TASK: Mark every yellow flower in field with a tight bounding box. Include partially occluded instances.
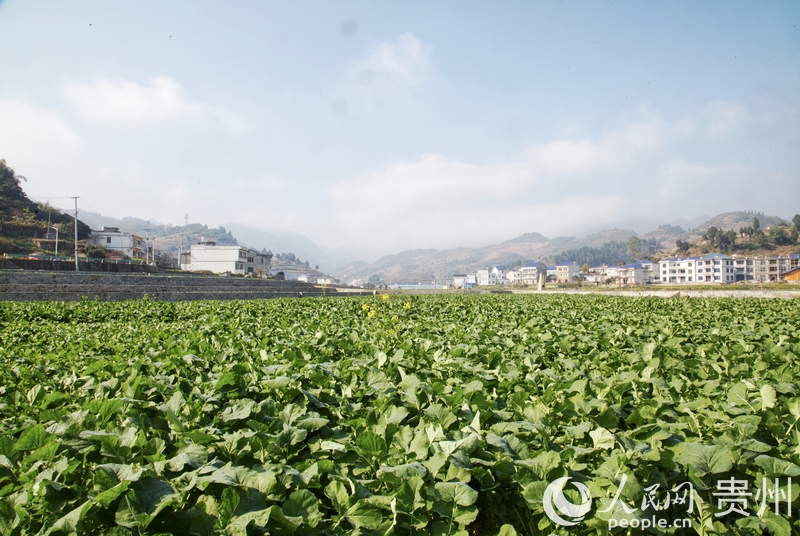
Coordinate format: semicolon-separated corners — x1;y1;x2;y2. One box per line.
404;302;411;310
361;303;369;311
381;294;390;301
368;309;376;318
392;315;399;322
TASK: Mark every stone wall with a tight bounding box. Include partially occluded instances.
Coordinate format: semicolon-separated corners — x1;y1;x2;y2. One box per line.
0;258;159;273
0;271;364;301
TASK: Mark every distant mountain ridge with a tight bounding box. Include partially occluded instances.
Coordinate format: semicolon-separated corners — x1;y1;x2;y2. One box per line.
334;211;792;284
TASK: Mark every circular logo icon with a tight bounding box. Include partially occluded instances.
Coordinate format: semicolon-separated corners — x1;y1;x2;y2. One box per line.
543;477;593;527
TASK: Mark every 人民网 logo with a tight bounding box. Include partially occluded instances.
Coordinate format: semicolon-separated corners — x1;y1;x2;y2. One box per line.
543;476;593;526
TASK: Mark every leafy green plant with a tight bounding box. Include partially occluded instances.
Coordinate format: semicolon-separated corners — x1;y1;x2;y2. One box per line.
1;294;799;534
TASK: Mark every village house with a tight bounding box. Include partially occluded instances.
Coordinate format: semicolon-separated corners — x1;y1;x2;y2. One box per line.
180;240;272;275
518;262;547;285
87;227;146;260
556;261;579;283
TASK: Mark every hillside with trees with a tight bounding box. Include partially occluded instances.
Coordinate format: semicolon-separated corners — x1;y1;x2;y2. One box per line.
0;159;91;255
673;216;800;257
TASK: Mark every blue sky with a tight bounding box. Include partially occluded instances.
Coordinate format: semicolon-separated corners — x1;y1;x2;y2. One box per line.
1;1;798;259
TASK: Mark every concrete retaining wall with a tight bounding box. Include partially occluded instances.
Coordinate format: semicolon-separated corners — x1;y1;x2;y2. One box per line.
0;271;362;301
0;259;159;273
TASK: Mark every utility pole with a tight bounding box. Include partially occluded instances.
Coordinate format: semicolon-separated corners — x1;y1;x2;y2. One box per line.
144;228;151;264
52;224;60;257
72;197;79;271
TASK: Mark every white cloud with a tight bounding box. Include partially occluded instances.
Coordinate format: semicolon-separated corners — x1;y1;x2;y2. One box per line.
62;76;251;131
349;33;432;99
0;99;83;189
322;103;784;252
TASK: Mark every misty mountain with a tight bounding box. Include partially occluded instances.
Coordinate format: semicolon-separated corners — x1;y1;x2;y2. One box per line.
333;211;793;284
75;208;793;283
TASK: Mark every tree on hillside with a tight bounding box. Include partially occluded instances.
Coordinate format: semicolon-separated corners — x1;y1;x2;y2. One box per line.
0;159;30;217
768;224;792;246
753;217;760;232
705;226;719;247
581;263;589;274
676;240;691;255
793;214;800;230
626;236;641;257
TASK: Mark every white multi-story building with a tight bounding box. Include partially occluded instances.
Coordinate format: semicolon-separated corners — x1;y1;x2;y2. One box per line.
180;241;272;275
733;254;800;282
618;261;654;285
556;261;579;283
476;268;498;286
491;265;506;284
87;227;146;260
519;262;547;285
658;254;735;283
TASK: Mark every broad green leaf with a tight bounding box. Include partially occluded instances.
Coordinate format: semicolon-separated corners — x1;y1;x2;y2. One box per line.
41;500;92;535
356;431;387;457
282;489;323;527
325;480;350;513
121;476;179;529
14;425;52;452
760;384;777;410
754;455;800;477
674;443;735;475
219;399;256;422
590;427;615;450
434;482;478;506
727;383;754;411
498;524;518;536
345;499;384;529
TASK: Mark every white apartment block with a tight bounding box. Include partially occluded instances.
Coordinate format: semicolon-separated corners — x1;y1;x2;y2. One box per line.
180;241;272;275
658;254;735;283
87;227;146;260
733;255;800;282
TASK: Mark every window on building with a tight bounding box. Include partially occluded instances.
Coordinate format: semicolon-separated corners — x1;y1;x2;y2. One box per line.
106;237;111;244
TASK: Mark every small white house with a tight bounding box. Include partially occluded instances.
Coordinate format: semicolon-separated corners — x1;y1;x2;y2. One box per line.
452;274;468;288
88;227;146;260
180;241;272;275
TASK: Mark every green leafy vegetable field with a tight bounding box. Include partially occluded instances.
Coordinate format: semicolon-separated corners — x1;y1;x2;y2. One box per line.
1;294;800;535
